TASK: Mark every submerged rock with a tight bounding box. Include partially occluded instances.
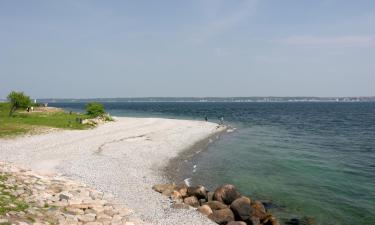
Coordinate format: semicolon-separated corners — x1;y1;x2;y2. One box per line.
285;218;300;225
213;184;241;205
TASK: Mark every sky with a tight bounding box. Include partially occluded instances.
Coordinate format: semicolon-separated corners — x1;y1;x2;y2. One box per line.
1;0;375;98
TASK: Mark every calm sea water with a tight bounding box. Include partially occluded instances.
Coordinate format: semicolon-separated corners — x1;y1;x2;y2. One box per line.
51;102;375;225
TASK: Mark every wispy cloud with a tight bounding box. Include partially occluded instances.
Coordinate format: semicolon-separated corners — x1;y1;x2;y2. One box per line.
279;35;375;47
189;0;258;44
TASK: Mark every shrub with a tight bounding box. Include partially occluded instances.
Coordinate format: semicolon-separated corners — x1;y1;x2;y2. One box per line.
85;102;105;117
7;91;31;116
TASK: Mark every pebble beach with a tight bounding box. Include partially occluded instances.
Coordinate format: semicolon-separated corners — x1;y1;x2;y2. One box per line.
0;117;226;225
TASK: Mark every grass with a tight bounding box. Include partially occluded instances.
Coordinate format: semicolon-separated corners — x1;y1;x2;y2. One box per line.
0;173;29;215
0;102;91;138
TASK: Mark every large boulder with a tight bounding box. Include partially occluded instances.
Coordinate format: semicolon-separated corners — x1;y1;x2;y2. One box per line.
197;205;213;216
227;222;247;225
203;201;228;210
171;190;183;203
251;201;266;220
184;196;200;208
174;183;188;198
187;185;207;200
208;208;235;225
262;215;280;225
250;216;261;225
213;184;241;205
152;184;175;193
207;191;214;201
230;196;251;221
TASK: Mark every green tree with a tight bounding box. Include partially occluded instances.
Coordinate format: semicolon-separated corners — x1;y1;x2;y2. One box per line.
7;91;31;116
85;102;105;117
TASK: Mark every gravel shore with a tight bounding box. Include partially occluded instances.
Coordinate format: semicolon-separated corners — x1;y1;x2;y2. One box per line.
0;117;225;225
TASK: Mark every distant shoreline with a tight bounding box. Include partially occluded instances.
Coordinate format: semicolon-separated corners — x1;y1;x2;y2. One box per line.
1;96;374;103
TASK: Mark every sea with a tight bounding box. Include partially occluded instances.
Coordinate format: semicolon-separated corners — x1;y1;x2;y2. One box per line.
50;101;375;225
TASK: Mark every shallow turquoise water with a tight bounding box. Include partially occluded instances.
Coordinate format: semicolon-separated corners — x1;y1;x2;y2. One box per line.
52;102;375;225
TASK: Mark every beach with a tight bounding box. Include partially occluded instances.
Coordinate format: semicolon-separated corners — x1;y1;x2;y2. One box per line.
0;117;226;225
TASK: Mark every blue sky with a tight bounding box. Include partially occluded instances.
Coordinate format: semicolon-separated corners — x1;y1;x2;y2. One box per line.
1;0;374;98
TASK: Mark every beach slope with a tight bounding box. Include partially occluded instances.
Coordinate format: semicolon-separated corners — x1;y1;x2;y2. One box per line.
0;117;225;225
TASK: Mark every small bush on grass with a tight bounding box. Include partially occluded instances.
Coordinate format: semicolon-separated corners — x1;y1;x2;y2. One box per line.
85;102;105;118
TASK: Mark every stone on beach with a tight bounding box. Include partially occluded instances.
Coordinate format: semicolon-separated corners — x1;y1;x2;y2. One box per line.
187;185;207;200
184;196;200;208
251;200;267;220
230;196;252;221
0;162;143;225
227;221;247;225
208;208;235;225
174;183;189;197
203;201;229;210
213;184;241;205
152;183;175;194
0;117;229;225
197;205;213;216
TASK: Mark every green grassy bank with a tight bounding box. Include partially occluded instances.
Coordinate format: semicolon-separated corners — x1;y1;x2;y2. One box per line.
0;102;90;138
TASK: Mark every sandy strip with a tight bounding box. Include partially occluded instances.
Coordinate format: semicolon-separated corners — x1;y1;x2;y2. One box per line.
0;117;225;225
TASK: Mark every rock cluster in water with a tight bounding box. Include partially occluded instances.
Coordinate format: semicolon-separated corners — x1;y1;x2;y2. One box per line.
0;162;142;225
152;183;280;225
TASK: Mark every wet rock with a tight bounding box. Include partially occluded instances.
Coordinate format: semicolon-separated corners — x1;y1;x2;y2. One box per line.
261;200;282;210
264;216;280;225
207;191;214;201
251;200;266;220
213;184;241;205
197;205;213;216
230;196;251;221
183;196;200;207
250;216;261;225
199;198;207;205
203;201;228;210
208;208;235;225
187;185;207;200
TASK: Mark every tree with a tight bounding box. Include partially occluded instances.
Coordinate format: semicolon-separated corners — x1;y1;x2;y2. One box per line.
7;91;31;116
85;102;105;117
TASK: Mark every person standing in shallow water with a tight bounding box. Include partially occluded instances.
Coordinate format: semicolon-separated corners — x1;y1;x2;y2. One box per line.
205;116;208;122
